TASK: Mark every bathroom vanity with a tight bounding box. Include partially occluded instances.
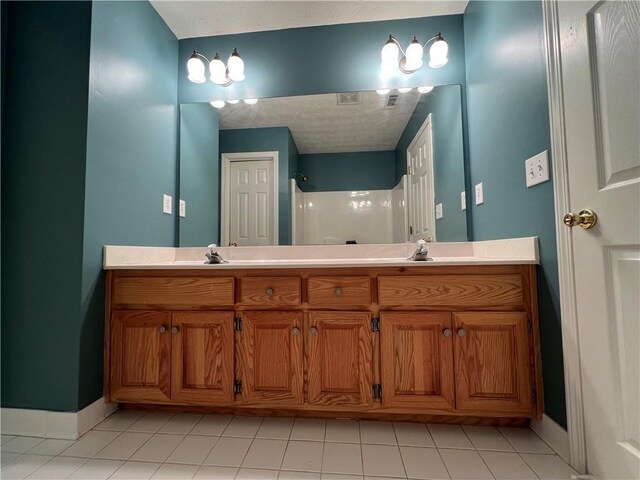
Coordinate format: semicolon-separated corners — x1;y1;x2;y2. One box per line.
103;239;543;425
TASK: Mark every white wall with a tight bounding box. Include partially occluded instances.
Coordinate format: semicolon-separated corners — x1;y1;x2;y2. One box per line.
391;175;408;243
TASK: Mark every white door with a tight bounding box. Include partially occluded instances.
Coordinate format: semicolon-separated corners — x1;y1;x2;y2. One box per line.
222;154;277;246
559;2;639;478
407;115;436;242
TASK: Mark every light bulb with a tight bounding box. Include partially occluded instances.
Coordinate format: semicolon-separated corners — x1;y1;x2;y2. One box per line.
209;53;228;85
418;86;434;93
429;33;448;68
404;36;424;71
398;87;412;93
376;88;391;95
187;51;206;84
243;98;258;105
227;99;239;104
227;48;245;82
210;100;225;109
381;35;399;72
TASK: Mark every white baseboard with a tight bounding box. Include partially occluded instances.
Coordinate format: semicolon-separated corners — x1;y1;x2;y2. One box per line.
531;413;570;462
1;397;118;440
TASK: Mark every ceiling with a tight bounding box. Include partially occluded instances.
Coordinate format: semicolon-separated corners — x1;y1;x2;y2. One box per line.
150;1;468;39
219;89;426;154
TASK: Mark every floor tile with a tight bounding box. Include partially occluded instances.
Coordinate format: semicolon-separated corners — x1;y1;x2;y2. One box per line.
130;433;185;463
325;420;360;443
364;477;405;480
194;465;238;479
242;439;288;470
321;442;362;475
427;425;474;449
1;455;53;480
1;435;17;444
26;456;87;479
393;422;435;447
167;435;219;465
359;421;397;445
256;417;294;440
94;432;152;460
158;413;203;435
520;453;578;480
1;452;22;465
127;412;175;434
291;418;326;442
110;461;162;480
320;475;363;480
191;415;233;437
361;444;405;477
462;426;514;452
438;448;493;480
279;471;321;479
95;410;145;432
498;427;554;454
236;468;280;480
203;437;252;467
27;439;76;456
2;437;46;454
222;416;264;438
59;431;121;458
150;463;198;479
400;446;449;480
67;458;123;479
479;451;537;479
281;440;323;473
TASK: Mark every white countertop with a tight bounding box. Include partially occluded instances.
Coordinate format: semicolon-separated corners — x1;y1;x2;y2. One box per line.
103;238;539;270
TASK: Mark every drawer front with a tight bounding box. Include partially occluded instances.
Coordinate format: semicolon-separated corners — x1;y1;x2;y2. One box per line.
240;277;301;305
378;275;523;307
308;276;371;306
113;277;234;307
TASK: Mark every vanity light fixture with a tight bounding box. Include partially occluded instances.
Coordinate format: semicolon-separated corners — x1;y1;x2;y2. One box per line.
210;100;226;109
418;85;434;93
381;32;448;74
376;88;391;95
227;99;240;104
243;98;258;105
187;48;245;87
398;87;413;93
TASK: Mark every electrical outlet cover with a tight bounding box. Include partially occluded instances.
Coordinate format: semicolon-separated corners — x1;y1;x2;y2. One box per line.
475;182;484;205
461;191;466;210
435;203;443;219
163;194;172;214
525;150;550;187
179;199;186;218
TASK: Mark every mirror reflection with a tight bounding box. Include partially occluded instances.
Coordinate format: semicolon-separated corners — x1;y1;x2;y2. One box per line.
179;85;467;246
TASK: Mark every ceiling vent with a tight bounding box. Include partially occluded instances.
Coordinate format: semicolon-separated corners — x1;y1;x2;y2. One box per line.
385;94;399;109
337;92;360;106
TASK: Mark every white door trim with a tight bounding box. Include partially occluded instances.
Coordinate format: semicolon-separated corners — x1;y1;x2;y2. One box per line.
221;151;279;247
542;0;587;473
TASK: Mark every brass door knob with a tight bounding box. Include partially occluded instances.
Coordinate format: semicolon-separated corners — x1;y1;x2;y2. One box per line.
563;209;597;229
457;328;466;337
334;287;343;297
291;327;300;336
171;326;179;335
309;327;318;336
265;287;274;297
443;328;452;337
159;326;166;333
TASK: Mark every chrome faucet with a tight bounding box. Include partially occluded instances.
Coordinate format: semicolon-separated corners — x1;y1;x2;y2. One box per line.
205;244;228;264
409;239;432;261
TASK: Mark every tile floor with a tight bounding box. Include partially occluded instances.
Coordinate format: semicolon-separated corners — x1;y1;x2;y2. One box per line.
0;410;579;480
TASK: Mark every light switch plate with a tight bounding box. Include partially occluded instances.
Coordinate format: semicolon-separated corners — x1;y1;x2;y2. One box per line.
525;150;550;187
179;199;186;218
461;191;466;210
163;194;172;214
475;182;484;205
435;203;443;219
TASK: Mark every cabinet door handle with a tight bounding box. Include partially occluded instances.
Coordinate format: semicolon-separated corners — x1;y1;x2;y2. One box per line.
291;327;300;336
171;326;179;335
309;327;318;336
265;287;274;297
159;326;166;333
443;328;452;337
334;287;343;297
457;328;466;337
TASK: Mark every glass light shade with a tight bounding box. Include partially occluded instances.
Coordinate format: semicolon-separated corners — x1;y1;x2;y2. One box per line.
429;35;449;68
227;48;245;82
376;88;391;95
209;54;228;84
418;86;434;93
227;99;239;104
187;53;206;84
243;98;258;105
210;100;225;108
404;36;424;71
398;87;412;93
381;36;399;62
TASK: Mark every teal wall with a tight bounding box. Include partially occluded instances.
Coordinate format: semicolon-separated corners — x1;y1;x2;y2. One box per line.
395;86;468;242
1;1;92;410
179;104;220;246
179;15;466;104
464;0;565;427
219;127;296;245
298;151;397;192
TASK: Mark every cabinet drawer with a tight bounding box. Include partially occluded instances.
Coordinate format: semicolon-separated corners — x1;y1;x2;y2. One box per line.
240;277;301;305
308;276;371;306
378;275;523;307
113;277;234;307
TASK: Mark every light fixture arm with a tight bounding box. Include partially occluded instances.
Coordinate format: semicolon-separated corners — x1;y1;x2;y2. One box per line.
421;33;441;50
191;50;211;63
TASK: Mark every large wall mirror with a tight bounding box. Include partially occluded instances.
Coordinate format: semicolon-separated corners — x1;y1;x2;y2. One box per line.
179;84;467;246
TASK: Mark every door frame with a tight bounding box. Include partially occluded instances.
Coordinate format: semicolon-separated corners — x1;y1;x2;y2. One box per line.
220;151;279;247
543;0;586;472
406;113;436;241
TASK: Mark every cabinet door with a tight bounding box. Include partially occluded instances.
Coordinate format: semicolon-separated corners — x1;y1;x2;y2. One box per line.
110;311;171;403
239;311;303;404
307;311;374;407
454;312;533;414
380;312;454;410
171;312;235;403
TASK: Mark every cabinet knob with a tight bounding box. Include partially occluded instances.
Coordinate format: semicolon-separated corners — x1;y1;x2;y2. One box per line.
159;326;166;333
334;287;343;297
291;327;300;336
457;328;466;337
443;328;452;337
265;287;274;297
309;327;318;336
171;326;179;335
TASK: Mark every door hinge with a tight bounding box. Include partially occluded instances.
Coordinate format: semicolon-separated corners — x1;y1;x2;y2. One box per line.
371;317;380;332
532;388;537;404
234;316;242;331
234;379;243;395
372;384;382;400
